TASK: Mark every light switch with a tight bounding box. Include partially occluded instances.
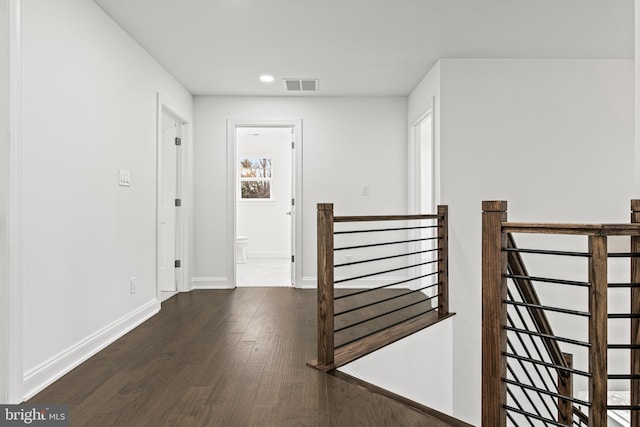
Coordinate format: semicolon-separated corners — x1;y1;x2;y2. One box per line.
362;185;370;196
119;169;131;187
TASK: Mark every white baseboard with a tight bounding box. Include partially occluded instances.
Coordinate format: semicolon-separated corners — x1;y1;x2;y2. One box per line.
299;277;317;289
191;277;233;289
22;299;160;400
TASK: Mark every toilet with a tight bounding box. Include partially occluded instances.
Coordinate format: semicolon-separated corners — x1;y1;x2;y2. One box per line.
236;236;250;263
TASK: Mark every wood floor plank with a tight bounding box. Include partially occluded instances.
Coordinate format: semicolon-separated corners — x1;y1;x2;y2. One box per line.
28;288;467;426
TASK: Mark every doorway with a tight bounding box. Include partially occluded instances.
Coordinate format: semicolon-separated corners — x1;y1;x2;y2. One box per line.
235;127;293;286
409;103;436;292
227;119;302;288
410;107;434;214
157;97;189;302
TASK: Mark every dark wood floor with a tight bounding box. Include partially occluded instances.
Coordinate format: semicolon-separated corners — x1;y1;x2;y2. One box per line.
30;288;463;426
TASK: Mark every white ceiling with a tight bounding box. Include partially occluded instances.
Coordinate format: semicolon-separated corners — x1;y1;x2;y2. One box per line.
93;0;634;96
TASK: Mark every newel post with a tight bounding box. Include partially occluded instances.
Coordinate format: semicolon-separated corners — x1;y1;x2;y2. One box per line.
588;233;608;426
482;201;508;427
317;203;335;368
631;200;640;427
437;205;449;315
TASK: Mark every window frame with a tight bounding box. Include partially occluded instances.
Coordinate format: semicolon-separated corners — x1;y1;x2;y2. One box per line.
238;157;274;201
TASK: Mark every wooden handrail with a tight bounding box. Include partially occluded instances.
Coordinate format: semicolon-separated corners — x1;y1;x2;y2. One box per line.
334;213;442;222
312;203;451;372
503;222;640;236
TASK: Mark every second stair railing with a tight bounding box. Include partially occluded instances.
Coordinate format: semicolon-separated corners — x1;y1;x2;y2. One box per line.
482;200;640;426
310;203;453;371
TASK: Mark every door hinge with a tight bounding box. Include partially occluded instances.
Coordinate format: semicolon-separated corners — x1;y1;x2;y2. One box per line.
291;141;295;149
291;255;295;263
175;198;182;207
291;198;295;206
175;260;181;268
175;137;182;146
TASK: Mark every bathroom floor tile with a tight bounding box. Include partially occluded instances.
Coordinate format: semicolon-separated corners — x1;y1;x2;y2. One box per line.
237;258;292;287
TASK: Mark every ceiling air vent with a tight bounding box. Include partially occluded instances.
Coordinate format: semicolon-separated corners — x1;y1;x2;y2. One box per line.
283;78;319;92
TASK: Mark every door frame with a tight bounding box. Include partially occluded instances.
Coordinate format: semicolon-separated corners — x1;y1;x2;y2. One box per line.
4;0;23;403
408;97;437;214
408;99;437;292
226;119;302;288
156;93;191;302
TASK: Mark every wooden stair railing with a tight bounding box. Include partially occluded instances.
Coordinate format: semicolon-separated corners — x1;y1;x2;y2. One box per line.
505;234;590;425
309;203;453;371
483;200;640;427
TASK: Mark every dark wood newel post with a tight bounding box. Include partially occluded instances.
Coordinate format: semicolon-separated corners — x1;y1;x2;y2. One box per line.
631;200;640;427
588;234;608;427
437;205;449;315
482;201;508;427
317;203;335;368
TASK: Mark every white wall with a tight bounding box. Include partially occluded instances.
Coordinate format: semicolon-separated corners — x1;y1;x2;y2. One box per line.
408;61;441;212
637;0;640;190
410;59;635;425
237;128;291;259
193;96;407;287
0;0;9;404
339;317;453;415
20;0;193;399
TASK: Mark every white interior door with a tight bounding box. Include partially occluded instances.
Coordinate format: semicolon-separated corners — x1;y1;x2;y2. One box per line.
289;128;295;286
159;112;179;292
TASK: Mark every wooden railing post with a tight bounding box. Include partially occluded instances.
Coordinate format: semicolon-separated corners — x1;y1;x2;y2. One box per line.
631;200;640;427
437;205;449;315
558;352;574;425
482;201;508;427
317;203;335;368
588;234;608;427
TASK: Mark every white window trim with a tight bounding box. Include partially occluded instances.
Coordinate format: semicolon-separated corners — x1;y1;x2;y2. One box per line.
238;157;274;201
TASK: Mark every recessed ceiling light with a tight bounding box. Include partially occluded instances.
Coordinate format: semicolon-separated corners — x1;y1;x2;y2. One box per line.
259;74;274;83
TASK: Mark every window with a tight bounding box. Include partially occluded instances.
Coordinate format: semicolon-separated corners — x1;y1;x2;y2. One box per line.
240;157;273;199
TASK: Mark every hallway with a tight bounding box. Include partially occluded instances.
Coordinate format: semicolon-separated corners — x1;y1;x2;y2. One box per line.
29;289;463;426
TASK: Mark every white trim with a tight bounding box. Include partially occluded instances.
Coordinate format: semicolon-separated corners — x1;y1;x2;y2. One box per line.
408;97;436;215
191;277;233;289
22;299;159;401
299;277;317;289
227;119;303;289
7;0;22;404
156;93;192;300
